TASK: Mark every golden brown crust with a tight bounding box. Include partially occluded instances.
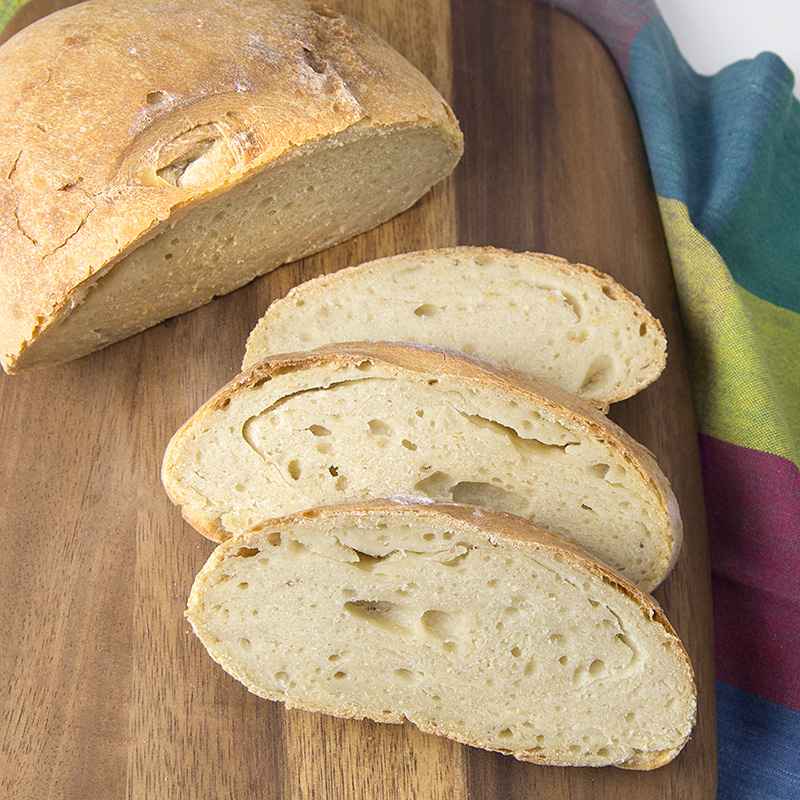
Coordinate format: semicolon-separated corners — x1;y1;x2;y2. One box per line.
164;341;682;581
187;499;696;768
0;0;461;372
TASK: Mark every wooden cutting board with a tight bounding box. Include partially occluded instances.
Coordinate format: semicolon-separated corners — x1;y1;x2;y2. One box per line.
0;1;717;797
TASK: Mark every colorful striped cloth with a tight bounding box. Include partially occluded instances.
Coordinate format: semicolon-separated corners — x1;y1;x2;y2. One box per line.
2;1;798;796
546;1;800;797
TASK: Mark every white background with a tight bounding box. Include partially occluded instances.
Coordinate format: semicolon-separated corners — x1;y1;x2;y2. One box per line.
656;0;798;96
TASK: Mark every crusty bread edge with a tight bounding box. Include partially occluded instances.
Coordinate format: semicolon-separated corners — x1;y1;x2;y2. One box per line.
241;245;668;404
0;0;463;373
185;499;696;770
163;341;683;590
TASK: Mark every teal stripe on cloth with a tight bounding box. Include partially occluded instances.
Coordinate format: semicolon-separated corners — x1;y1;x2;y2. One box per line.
711;95;800;315
626;15;793;245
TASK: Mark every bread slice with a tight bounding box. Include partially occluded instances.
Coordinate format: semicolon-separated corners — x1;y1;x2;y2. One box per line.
0;0;462;373
243;247;667;404
162;341;681;590
186;500;696;769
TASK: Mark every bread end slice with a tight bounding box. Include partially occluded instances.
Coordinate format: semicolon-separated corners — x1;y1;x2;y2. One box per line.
186;500;697;769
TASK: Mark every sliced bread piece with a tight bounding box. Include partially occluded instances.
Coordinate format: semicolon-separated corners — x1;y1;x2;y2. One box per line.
162;342;681;590
186;500;696;769
242;246;667;404
0;0;462;373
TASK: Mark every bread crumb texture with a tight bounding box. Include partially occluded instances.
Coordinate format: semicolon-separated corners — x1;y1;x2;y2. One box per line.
244;247;667;404
163;343;680;591
186;503;696;768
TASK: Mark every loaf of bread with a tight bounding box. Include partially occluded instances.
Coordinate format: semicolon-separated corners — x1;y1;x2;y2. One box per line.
162;341;681;590
243;246;667;404
0;0;462;373
186;500;696;768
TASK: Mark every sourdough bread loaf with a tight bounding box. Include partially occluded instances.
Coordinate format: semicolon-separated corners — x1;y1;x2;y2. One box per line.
243;247;667;404
0;0;462;373
162;341;681;590
186;500;696;768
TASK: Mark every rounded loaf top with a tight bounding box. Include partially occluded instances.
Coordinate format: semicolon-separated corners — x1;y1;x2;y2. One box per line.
0;0;462;372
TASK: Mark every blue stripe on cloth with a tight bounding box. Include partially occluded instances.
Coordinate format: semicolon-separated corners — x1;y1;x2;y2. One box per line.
625;15;793;242
717;680;800;799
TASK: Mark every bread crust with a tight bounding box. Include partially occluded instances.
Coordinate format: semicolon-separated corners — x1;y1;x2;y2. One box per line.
0;0;462;372
242;246;668;403
162;341;683;586
187;499;696;769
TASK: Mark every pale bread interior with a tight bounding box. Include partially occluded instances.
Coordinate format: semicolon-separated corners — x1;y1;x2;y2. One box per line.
163;351;678;591
243;247;666;403
187;503;695;768
16;123;456;370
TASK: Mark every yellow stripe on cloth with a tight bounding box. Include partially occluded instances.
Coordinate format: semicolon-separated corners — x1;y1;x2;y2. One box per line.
0;0;30;34
659;196;800;468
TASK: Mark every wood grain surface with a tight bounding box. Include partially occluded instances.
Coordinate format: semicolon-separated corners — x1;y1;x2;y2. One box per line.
0;0;717;797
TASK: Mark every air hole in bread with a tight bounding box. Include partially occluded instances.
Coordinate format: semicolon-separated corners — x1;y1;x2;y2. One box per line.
580;354;613;393
523;658;537;676
401;439;417;451
308;424;332;436
352;550;388;572
235;547;260;558
367;419;392;436
589;659;606;677
414;303;438;317
440;546;470;568
449;481;528;516
586;462;611;479
413;470;453;497
394;668;414;683
344;600;408;635
287;460;301;480
421;609;461;641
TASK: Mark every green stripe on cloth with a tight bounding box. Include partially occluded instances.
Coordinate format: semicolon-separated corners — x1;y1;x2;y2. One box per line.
659;196;800;468
0;0;29;34
711;82;800;315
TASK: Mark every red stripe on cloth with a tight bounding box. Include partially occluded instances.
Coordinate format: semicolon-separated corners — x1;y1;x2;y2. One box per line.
700;434;800;712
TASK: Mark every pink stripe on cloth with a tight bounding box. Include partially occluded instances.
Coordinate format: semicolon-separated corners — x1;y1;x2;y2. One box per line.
700;434;800;712
544;0;659;77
